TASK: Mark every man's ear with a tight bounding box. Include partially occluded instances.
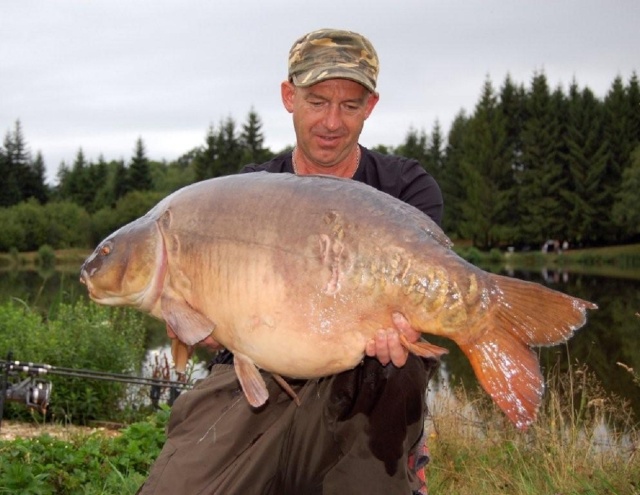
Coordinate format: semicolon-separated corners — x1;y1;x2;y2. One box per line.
364;92;380;120
281;81;296;113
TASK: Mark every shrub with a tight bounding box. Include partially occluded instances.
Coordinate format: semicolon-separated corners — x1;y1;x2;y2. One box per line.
0;300;148;424
37;245;56;269
0;408;168;494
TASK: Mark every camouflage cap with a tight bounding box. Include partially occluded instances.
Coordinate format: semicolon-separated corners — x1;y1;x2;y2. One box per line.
288;28;379;93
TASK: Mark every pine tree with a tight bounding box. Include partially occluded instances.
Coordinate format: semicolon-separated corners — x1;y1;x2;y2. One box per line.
129;137;153;190
112;159;131;202
64;148;95;209
562;83;609;245
499;74;527;175
395;127;428;164
240;109;272;164
213;117;242;177
441;111;470;236
457;78;513;248
0;138;21;206
87;154;111;212
425;121;445;182
517;73;567;246
27;151;49;203
3;121;35;205
193;125;218;181
612;145;640;237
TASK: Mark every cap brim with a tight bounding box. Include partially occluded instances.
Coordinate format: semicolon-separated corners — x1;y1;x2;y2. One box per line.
291;68;376;93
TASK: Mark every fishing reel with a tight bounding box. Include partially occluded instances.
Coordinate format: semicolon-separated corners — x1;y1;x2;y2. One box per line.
1;357;53;414
5;377;52;413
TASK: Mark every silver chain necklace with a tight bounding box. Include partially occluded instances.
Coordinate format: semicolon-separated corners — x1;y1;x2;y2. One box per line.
291;146;361;178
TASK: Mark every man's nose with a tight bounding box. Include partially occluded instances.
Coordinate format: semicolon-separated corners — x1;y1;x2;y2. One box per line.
323;105;342;131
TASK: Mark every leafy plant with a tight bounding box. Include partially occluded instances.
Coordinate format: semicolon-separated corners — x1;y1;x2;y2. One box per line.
0;408;168;494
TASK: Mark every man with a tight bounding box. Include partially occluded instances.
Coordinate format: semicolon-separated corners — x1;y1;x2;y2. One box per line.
138;28;443;495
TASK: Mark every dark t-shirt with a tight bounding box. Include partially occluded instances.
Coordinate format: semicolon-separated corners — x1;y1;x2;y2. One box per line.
239;145;444;226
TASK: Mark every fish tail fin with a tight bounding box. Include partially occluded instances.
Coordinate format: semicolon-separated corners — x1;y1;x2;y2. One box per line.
459;324;543;429
458;274;597;429
490;274;597;346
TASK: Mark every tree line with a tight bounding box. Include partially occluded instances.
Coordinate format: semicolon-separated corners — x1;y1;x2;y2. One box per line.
0;72;638;252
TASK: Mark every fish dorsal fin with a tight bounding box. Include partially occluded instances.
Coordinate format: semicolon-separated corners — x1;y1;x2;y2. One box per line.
233;353;269;408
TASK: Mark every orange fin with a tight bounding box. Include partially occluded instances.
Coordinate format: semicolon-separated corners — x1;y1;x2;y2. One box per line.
490;274;597;346
399;333;449;359
456;273;597;429
272;373;301;406
459;323;543;430
233;353;269;408
170;336;192;374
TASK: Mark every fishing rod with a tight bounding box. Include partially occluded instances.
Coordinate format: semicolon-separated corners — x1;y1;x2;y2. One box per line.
0;351;193;430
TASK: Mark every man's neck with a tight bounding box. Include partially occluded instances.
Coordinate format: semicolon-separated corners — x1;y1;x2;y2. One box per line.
292;147;360;178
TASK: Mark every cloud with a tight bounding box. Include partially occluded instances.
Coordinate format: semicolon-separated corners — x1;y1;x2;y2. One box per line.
1;0;638;183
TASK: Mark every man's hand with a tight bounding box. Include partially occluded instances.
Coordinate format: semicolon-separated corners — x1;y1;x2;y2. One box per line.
364;312;420;367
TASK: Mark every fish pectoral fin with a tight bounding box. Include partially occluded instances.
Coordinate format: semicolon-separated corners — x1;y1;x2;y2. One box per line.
170;335;192;374
399;334;449;359
161;293;216;346
272;373;301;406
458;324;543;431
233;353;269;408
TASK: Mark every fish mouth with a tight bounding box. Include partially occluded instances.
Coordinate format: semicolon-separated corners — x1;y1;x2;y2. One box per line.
79;269;97;300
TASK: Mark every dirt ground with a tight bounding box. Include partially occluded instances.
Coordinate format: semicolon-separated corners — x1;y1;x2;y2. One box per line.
0;420;122;442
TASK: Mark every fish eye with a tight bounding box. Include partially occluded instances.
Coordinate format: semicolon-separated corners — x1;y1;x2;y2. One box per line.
100;244;111;256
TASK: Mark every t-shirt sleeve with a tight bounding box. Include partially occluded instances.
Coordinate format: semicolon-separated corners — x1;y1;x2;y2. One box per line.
398;160;444;227
238;163;260;174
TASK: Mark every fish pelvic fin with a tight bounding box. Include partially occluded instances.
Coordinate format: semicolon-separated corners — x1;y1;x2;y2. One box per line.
170;337;192;374
459;325;543;430
399;333;449;359
161;293;216;346
234;353;269;408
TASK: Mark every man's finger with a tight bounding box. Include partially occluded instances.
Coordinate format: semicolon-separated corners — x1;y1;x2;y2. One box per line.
387;329;409;367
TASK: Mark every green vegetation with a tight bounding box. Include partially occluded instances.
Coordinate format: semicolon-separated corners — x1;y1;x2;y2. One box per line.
0;300;149;424
426;362;640;494
1;364;637;494
0;408;168;494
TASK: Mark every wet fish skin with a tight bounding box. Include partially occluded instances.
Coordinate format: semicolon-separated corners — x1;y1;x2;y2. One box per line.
80;172;597;429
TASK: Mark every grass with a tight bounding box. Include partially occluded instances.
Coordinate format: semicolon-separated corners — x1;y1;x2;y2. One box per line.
425;361;640;494
1;363;637;494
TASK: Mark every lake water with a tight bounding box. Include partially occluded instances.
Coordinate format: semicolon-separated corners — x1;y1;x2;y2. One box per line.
1;265;639;417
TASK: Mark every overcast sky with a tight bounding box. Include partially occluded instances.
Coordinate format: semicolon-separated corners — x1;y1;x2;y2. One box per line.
2;1;638;183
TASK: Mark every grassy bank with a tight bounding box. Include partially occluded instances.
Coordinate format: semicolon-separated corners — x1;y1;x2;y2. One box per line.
1;363;638;494
425;361;640;494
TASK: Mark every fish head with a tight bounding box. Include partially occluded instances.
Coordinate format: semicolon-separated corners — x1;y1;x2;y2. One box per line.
80;216;166;310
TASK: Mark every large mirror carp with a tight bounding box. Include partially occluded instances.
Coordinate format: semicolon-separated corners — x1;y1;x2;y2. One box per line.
80;172;596;429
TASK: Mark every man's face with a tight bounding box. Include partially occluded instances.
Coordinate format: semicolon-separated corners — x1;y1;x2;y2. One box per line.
281;78;379;168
